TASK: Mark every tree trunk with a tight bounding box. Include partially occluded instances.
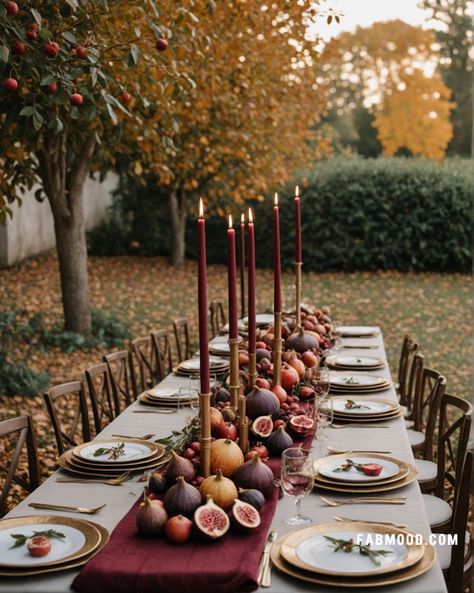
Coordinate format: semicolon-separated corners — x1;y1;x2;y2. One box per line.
38;132;95;335
169;187;187;266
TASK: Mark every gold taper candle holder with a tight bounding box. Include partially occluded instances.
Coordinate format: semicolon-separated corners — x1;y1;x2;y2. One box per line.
273;311;283;386
199;391;212;477
238;394;249;453
248;352;257;389
295;261;302;331
228;337;241;410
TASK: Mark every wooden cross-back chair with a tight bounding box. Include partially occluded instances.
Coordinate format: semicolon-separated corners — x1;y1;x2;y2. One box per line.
151;328;174;381
173;317;191;363
103;350;136;412
131;336;159;393
397;335;419;408
209;300;226;338
43;381;91;456
84;363;119;434
0;415;39;515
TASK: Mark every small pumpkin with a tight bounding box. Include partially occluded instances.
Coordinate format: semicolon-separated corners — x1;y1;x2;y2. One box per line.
199;469;238;510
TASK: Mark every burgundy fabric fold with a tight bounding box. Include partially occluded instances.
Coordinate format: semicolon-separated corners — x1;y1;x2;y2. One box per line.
73;431;315;593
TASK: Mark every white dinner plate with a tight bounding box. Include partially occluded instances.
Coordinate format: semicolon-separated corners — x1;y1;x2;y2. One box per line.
77;441;154;463
209;343;230;354
318;456;401;483
329;374;387;388
242;314;274;326
327;355;384;367
332;399;392;415
0;522;87;567
336;326;379;337
179;357;228;371
146;387;177;398
294;530;407;576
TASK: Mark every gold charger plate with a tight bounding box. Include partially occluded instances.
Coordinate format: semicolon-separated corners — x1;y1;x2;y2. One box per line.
314;453;410;486
0;519;109;577
314;464;418;494
71;437;159;467
70;449;165;470
59;451;170;478
139;394;182;407
280;522;425;577
332;410;403;423
0;515;101;569
271;529;435;588
332;397;400;416
330;380;391;391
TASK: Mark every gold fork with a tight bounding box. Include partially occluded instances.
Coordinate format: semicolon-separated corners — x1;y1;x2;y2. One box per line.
321;495;406;507
111;433;154;440
330;423;389;429
56;471;130;485
334;515;408;529
29;503;106;514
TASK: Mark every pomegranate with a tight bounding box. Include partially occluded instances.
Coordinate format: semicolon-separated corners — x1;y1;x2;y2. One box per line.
238;351;249;366
251;415;273;438
256;341;267;350
271;384;287;404
302;350;318;368
299;385;316;400
289;415;314;438
190;441;200;453
230;499;261;531
280;364;299;392
210;407;224;433
27;536;51;557
165;515;192;544
248;443;269;460
288;356;305;378
215;421;238;441
183;447;196;460
194;497;230;540
361;463;383;476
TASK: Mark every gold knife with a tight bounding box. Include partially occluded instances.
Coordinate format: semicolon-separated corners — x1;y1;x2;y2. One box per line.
258;529;277;587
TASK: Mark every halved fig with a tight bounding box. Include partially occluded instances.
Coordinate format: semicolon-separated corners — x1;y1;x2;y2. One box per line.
251;415;273;438
230;498;261;531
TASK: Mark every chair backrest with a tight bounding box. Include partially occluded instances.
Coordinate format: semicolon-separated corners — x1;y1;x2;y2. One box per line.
405;352;424;415
435;393;472;501
131;336;158;393
43;381;91;456
103;350;136;411
447;450;473;593
209;300;226;338
398;336;419;407
413;368;446;460
173;317;191;363
0;415;39;514
84;363;118;434
151;329;174;381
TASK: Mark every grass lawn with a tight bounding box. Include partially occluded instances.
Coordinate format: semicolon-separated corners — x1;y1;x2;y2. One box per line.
0;254;471;508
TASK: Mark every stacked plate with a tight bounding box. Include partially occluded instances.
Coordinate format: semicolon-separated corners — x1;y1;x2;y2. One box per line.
242;313;275;328
329;373;391;394
174;357;229;376
0;515;109;577
209;342;231;357
336;326;380;338
58;438;169;479
313;453;417;494
332;397;402;423
139;386;188;408
271;521;435;588
326;355;385;371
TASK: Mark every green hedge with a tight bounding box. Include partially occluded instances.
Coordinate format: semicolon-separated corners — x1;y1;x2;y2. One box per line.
88;158;472;272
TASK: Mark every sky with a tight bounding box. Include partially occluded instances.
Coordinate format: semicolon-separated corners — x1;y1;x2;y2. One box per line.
310;0;434;41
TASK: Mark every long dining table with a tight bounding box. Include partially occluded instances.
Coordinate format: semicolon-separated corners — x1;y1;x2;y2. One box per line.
0;328;447;593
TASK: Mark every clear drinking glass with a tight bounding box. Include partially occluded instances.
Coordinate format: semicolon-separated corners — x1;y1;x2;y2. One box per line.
308;366;330;398
315;395;333;440
178;386;199;421
281;448;314;525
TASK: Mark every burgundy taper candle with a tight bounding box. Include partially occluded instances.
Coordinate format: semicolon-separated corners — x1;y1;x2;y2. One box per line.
247;208;256;355
197;198;210;393
227;215;238;340
240;213;246;318
295;185;302;263
273;193;282;313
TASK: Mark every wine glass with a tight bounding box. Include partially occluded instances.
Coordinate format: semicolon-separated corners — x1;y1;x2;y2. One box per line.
281;448;314;525
315;395;333;440
307;366;330;398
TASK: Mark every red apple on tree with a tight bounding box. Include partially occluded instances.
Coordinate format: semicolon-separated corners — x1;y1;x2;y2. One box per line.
12;39;27;55
4;0;18;15
26;30;37;40
48;81;58;94
4;77;18;91
44;41;60;58
75;45;88;59
121;91;132;105
156;38;168;51
69;92;84;106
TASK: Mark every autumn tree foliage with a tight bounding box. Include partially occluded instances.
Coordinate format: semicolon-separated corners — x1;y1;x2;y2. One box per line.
0;0;199;334
123;1;331;266
320;20;454;158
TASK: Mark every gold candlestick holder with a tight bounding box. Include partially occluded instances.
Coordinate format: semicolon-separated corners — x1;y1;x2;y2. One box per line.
228;337;241;410
248;352;257;390
199;391;212;477
238;394;249;453
273;311;283;386
295;261;302;331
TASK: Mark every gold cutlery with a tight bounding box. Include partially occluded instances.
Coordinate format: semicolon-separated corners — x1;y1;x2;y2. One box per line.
28;502;106;514
56;471;130;485
331;423;390;429
132;409;176;414
112;433;155;440
328;447;392;454
334;515;408;529
321;496;406;507
257;529;277;587
342;345;379;349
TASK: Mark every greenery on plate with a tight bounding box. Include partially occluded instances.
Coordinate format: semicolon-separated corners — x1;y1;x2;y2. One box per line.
93;442;126;460
324;535;393;566
10;529;65;549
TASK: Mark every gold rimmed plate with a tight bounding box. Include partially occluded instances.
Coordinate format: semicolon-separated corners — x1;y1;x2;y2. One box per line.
139;394;182;407
0;519;109;577
70;447;165;469
73;438;160;464
271;527;435;588
314;453;409;485
0;515;101;569
332;410;403;423
332;397;400;417
59;451;170;478
280;522;425;577
314;464;418;494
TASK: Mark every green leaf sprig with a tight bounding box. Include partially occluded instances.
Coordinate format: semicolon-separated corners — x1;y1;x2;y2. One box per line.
344;399;370;410
93;442;125;460
10;529;65;549
324;535;392;566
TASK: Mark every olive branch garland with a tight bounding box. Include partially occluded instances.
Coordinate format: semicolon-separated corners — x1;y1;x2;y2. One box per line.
10;529;66;549
155;417;200;453
324;535;393;566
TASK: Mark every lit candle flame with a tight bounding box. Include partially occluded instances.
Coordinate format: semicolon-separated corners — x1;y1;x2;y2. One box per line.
248;208;253;223
274;192;279;207
241;213;245;224
199;197;204;218
228;214;233;228
295;185;300;198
